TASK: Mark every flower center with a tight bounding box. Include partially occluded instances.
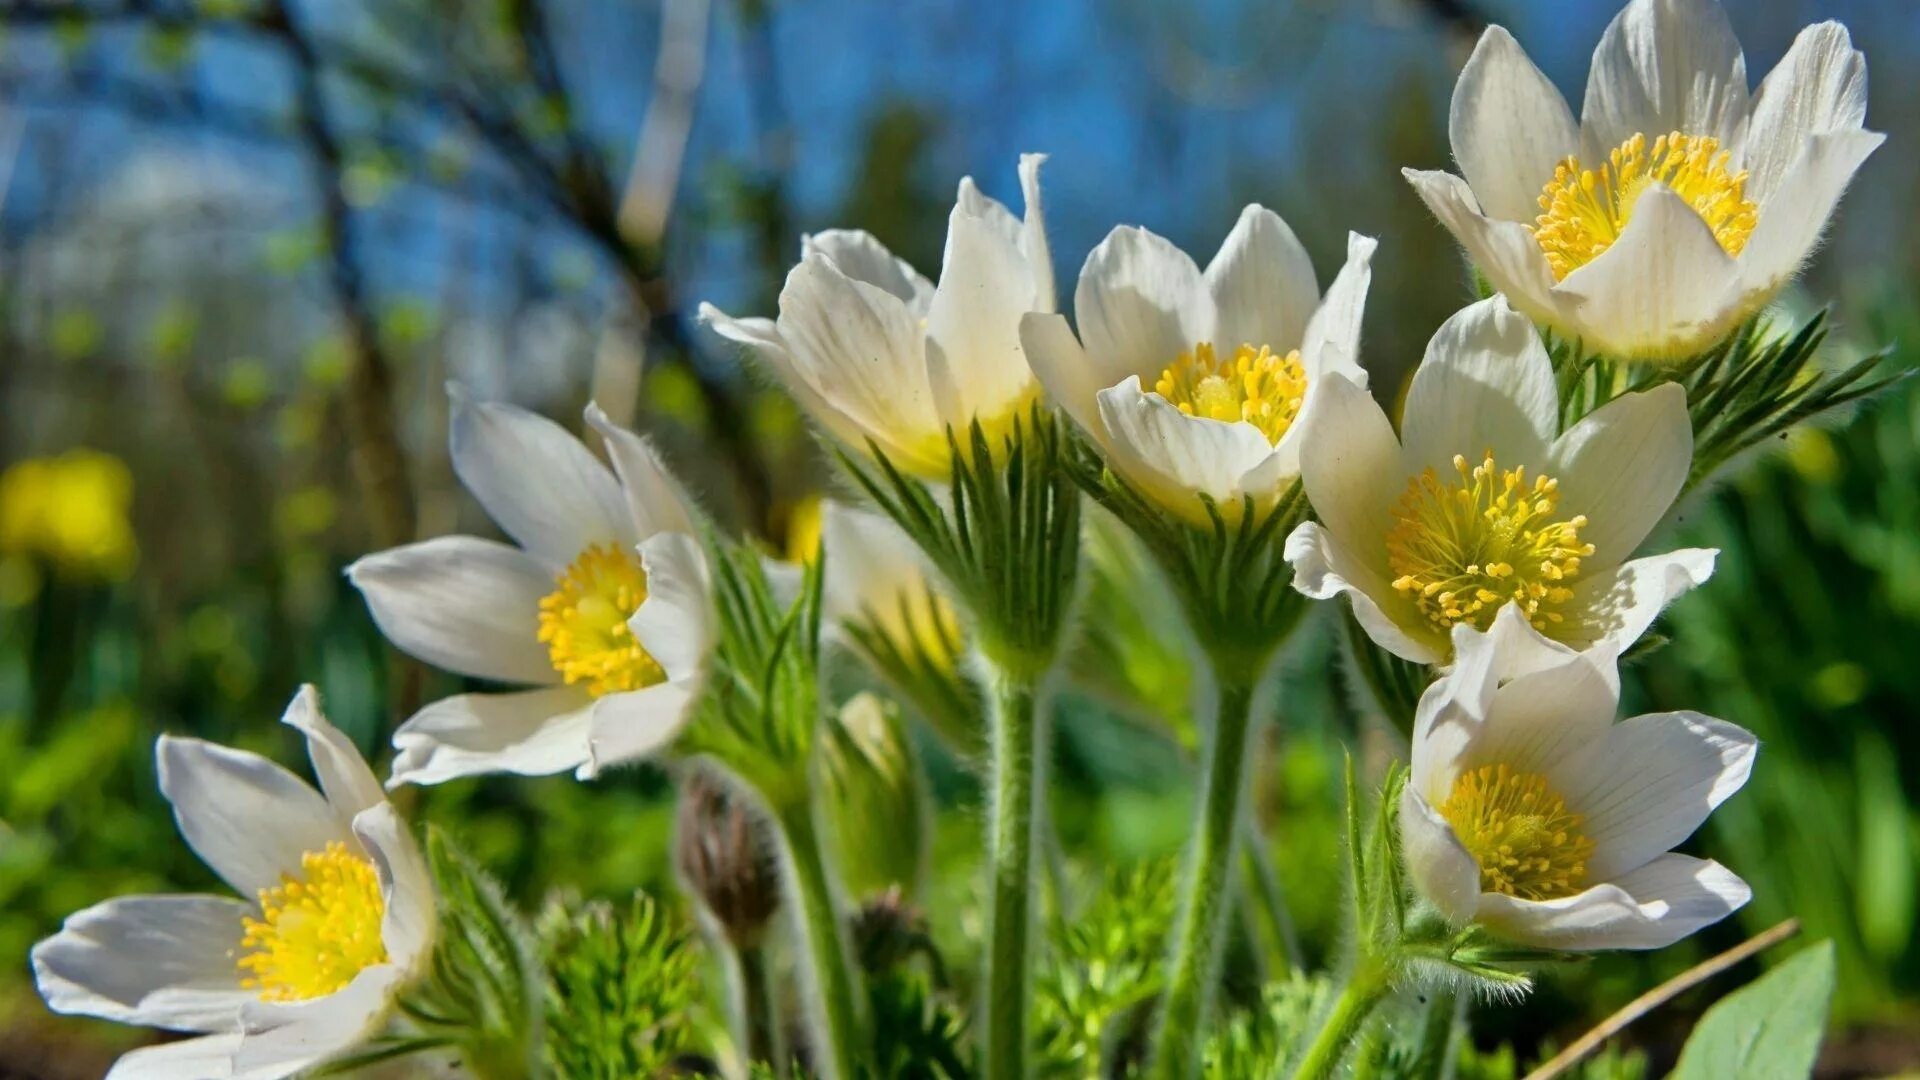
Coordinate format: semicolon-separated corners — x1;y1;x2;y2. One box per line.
1152;342;1308;446
1385;453;1593;635
1532;131;1757;280
1440;764;1594;900
237;842;388;1002
538;542;666;696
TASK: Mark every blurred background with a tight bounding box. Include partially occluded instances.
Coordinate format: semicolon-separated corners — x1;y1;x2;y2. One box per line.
0;0;1916;1075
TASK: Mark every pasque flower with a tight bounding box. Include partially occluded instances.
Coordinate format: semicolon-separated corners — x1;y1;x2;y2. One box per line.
32;687;436;1079
349;387;712;785
1405;0;1881;361
1286;296;1713;665
820;499;963;672
699;155;1054;477
1022;208;1375;524
1400;607;1754;950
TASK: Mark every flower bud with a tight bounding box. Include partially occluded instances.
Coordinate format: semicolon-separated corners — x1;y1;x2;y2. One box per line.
674;767;782;950
820;693;929;901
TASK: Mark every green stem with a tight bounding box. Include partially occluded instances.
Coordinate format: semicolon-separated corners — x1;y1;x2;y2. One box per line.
982;664;1044;1080
1288;959;1393;1080
1149;671;1261;1078
774;797;862;1080
738;941;785;1075
1409;987;1459;1080
1240;821;1299;972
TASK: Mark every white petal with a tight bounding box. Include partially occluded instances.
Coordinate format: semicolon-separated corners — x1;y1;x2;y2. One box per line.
33;895;252;1032
801;229;935;314
1549;382;1692;567
954;176;1023;251
233;966;401;1076
1400;296;1558;478
632;531;713;682
351;804;436;972
1285;522;1442;666
1571;547;1716;652
821;500;937;626
1451;26;1580;223
1559;711;1756;881
1205;205;1319;354
1293;371;1401;561
387;687;594;787
700;303;890;460
1021;312;1105;440
1580;0;1748;159
1016;153;1056;313
105;1033;247;1080
1075;226;1214;391
583;404;695;539
279;686;384;821
157;736;343;898
1738;130;1883;298
925;208;1041;430
1403;169;1565;331
1296;233;1376;383
1095;377;1275;524
582;680;699;776
1476;853;1748;951
447;386;631;564
1743;22;1869;203
347;537;559;686
1556;184;1743;361
1400;789;1482;924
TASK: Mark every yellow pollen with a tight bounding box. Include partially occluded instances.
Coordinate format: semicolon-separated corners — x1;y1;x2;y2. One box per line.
1533;131;1758;280
236;842;387;1002
1439;764;1594;900
538;542;666;696
1385;452;1594;635
1152;342;1308;446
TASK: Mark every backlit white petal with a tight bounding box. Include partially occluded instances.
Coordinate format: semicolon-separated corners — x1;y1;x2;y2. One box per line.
1095;377;1276;524
582;680;699;777
347;536;559;687
1205;205;1318;355
1400;789;1482;924
1452;26;1580;223
1021;311;1106;440
583;404;696;539
1285;522;1443;666
105;1033;247;1080
631;531;713;683
1076;226;1215;391
447;387;631;563
1738;130;1883;298
1561;711;1756;881
1477;853;1748;951
925;208;1041;430
350;804;435;972
821;500;939;627
1402;169;1566;336
701;302;894;460
1556;184;1742;360
33;895;251;1032
388;687;594;787
1399;296;1558;477
1580;0;1748;160
233;966;401;1076
1292;371;1400;564
801;229;935;314
1296;233;1376;382
1016;153;1056;312
1744;22;1869;203
1549;382;1692;567
157;737;343;897
1571;547;1716;652
280;686;384;821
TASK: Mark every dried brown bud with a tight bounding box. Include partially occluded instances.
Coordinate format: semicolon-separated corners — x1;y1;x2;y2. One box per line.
674;767;781;949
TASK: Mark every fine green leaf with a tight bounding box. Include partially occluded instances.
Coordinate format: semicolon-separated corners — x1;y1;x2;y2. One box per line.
1670;940;1836;1080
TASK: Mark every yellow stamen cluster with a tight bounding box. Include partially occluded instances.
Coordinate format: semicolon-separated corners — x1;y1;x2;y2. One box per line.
237;842;388;1002
1533;131;1758;279
538;542;666;696
1385;453;1593;634
1152;342;1308;446
1440;764;1594;900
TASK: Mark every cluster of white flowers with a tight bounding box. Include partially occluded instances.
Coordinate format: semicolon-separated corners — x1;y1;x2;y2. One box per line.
32;0;1877;1076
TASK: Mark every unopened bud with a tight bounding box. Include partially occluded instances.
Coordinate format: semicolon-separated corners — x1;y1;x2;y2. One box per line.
821;693;929;901
674;767;781;950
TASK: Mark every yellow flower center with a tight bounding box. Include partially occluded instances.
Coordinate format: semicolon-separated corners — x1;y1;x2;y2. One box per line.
237;842;388;1002
1533;131;1758;280
1152;342;1308;446
1439;764;1594;900
538;542;666;696
1385;453;1594;635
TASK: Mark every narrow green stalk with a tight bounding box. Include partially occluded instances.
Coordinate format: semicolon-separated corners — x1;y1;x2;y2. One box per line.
1289;958;1393;1080
1240;822;1300;972
982;663;1044;1080
774;797;862;1080
1149;670;1261;1078
738;941;784;1074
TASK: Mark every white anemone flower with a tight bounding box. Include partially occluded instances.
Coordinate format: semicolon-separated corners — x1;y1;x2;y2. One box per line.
348;388;712;786
32;688;435;1079
1020;209;1375;525
699;155;1054;478
1400;606;1755;950
1405;0;1881;362
820;499;963;672
1285;296;1713;665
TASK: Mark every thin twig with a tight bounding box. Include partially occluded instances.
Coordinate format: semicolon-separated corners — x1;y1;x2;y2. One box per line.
1523;918;1803;1080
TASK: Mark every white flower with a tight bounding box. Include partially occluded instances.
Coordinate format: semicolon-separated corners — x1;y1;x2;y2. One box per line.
1285;296;1713;665
699;155;1054;478
820;498;963;671
1405;0;1881;361
348;388;712;786
1400;607;1754;950
31;688;436;1079
1020;208;1375;524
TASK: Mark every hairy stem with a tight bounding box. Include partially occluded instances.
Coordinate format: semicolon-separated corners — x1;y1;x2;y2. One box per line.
1289;958;1393;1080
1150;670;1261;1078
738;940;784;1074
774;797;861;1080
982;664;1044;1079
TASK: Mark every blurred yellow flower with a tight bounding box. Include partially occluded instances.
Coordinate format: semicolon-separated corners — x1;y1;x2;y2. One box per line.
784;493;824;565
0;449;138;580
